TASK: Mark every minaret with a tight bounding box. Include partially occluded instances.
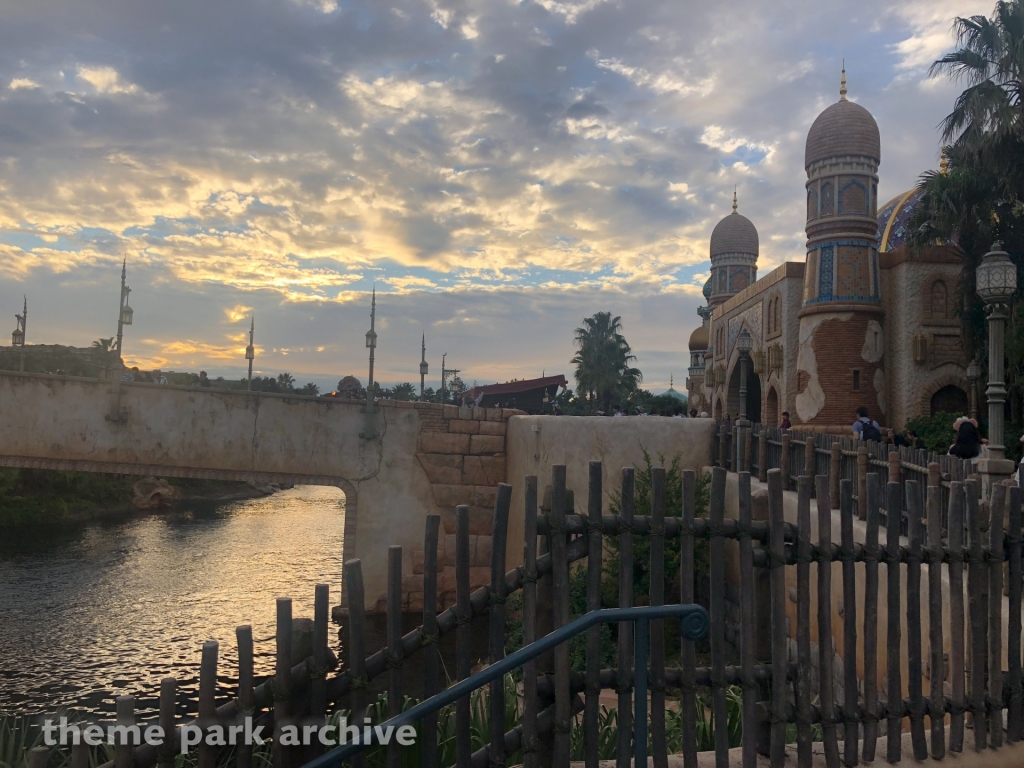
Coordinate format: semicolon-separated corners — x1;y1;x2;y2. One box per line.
366;288;377;410
419;333;429;399
245;316;255;390
708;189;758;310
796;69;884;425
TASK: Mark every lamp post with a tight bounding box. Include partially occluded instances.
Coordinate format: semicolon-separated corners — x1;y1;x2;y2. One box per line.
114;259;134;373
245;316;255;391
736;329;753;471
365;288;377;411
12;296;26;372
976;242;1017;459
966;358;981;421
419;333;428;399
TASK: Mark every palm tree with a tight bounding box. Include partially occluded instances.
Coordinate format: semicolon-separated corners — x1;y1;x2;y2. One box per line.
276;372;296;391
390;382;416;401
929;1;1024;147
571;312;642;414
299;382;320;396
91;337;115;353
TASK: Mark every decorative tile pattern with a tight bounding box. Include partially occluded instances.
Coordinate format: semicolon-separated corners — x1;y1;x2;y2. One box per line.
837;244;870;296
807;189;818;221
727;301;763;360
838;179;867;214
818;245;834;300
821;182;834;216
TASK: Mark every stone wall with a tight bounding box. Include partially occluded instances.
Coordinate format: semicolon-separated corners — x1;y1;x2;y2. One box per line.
402;404;523;612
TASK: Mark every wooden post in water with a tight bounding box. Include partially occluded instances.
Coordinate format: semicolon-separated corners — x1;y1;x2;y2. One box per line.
680;470;698;768
522;477;540;768
926;484;945;759
488;484;512;768
947;483;966;753
815;474;839;768
114;695;135;768
198;642;218;768
343;561;367;768
273;601;292;768
311;584;329;760
421;515;441;768
29;747;49;768
584;462;602;768
386;547;403;768
616;467;635;768
764;469;785;768
455;505;472;767
649;467;668;768
861;474;881;762
234;629;254;768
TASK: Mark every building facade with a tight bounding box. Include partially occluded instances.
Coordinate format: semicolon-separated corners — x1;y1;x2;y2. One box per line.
687;73;970;432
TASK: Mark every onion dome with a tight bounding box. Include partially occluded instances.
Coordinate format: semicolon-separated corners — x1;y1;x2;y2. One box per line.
805;71;880;168
688;324;709;351
710;195;759;258
703;276;713;300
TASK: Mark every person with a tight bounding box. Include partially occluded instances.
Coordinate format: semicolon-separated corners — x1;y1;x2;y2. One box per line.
153;370;168;385
949;418;983;460
852;406;881;442
906;429;924;449
198;371;212;388
779;411;792;430
700;411;709;418
690;408;698;418
612;405;623;418
673;407;683;418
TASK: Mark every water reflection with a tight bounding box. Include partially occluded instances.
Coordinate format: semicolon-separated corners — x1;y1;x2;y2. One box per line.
0;486;345;718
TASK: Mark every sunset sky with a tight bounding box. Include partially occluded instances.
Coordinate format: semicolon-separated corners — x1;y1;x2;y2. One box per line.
0;0;993;393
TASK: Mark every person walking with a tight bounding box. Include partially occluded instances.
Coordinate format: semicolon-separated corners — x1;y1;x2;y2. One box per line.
852;406;881;442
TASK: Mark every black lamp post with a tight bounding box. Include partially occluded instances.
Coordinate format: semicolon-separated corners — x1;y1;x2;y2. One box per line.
245;316;255;390
115;259;134;373
365;288;377;411
419;333;428;399
976;242;1017;461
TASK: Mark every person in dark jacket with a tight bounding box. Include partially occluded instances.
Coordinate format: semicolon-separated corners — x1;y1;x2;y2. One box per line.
949;419;983;459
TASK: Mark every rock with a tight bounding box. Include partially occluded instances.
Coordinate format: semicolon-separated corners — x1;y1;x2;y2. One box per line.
132;477;178;510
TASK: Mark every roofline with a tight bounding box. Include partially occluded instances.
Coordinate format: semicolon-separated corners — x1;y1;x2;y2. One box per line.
711;262;805;321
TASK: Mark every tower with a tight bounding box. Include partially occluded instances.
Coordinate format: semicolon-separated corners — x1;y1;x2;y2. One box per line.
708;189;758;310
795;69;885;425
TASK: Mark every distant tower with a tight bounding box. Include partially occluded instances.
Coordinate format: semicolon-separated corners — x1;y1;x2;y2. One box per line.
419;333;429;398
796;68;885;425
708;189;758;309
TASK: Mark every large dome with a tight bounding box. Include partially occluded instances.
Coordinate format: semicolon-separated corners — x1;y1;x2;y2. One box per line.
710;211;758;257
805;99;880;168
688;324;709;351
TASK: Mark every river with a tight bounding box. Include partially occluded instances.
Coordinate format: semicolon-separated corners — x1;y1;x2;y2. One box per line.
0;486;347;718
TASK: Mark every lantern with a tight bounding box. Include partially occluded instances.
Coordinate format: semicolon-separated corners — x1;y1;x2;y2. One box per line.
976;241;1017;303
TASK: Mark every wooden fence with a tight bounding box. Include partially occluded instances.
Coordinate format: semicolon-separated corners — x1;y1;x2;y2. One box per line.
24;462;1024;768
715;421;977;536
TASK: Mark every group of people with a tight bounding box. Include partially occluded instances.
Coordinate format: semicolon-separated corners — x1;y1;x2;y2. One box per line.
604;405;711;417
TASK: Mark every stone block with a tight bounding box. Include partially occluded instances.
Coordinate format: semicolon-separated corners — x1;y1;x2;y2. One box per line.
432;484;475;509
474;485;497;509
478;420;506;436
473;535;493;567
412;548;425;575
470;434;505;454
462;455;506;486
469;566;491;588
448;419;480;435
485;407;502;422
419;432;471;454
443;535;456;566
501;409;520;420
391;399;415;409
458;406;475;419
441;505;493;536
417;453;464;484
443;405;459;420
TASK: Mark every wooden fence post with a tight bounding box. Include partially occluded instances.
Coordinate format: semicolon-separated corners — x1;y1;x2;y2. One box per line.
488;484;512;768
888;451;901;484
386;546;403;768
29;747;49;768
815;474;839;767
804;435;816;486
738;471;758;768
421;515;440;768
710;466;729;765
988;483;1006;749
455;505;472;767
830;442;841;509
719;424;728;468
767;469;787;768
521;477;540;768
114;696;135;768
759;428;769;483
926;484;946;759
344;560;367;768
680;470;698;768
780;433;791;491
273;601;292;768
857;446;869;521
585;462;603;768
550;465;571;765
617;467;635;767
157;678;178;768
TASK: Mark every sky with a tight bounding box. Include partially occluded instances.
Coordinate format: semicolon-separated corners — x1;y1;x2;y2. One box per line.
0;0;995;393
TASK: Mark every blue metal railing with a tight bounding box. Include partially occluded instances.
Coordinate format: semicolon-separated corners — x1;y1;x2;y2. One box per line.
302;604;709;767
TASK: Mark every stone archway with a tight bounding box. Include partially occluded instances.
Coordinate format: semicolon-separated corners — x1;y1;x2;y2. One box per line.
726;364;762;424
919;372;971;419
930;385;969;416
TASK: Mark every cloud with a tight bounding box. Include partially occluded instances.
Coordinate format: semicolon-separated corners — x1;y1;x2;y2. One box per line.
8;78;40;90
224;305;254;323
76;66;144;96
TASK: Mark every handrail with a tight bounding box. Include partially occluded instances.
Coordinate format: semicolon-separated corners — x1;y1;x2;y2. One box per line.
301;604;709;768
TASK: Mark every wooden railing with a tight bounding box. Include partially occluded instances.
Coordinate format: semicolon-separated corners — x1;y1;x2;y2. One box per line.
22;461;1024;768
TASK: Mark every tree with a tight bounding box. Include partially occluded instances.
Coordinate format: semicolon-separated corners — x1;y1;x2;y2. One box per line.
390;382;416;401
299;382;320;396
571;312;643;413
91;337;115;352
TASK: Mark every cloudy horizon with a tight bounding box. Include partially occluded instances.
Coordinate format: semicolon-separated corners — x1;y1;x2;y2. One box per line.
0;0;993;394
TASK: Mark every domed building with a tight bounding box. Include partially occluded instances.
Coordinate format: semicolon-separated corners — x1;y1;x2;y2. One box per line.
689;71;970;431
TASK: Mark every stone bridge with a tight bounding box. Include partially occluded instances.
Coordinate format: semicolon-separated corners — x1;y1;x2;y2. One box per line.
0;371;715;611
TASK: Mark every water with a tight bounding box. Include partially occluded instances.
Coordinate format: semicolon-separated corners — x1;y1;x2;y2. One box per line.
0;486;347;718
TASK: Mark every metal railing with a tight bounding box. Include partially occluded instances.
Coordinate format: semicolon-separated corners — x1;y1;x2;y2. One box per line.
303;604;709;768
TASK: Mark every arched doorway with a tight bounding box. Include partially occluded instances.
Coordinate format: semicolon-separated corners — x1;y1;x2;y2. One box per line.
930;385;969;416
727;364;762;424
765;386;779;428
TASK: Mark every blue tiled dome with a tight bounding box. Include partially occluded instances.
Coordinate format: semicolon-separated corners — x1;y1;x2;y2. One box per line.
876;189;924;252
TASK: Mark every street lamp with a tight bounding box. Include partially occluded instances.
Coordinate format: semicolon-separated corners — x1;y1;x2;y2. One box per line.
245;316;255;391
114;259;135;373
976;241;1017;461
736;328;754;472
366;288;377;411
419;333;428;399
12;296;26;372
966;358;981;421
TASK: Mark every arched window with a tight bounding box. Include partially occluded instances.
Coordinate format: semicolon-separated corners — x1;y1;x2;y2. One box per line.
774;297;782;333
820;182;834;217
766;299;774;334
930;280;948;320
807;190;818;221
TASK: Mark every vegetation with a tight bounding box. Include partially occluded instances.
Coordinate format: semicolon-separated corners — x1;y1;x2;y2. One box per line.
571;312;643;414
909;0;1024;434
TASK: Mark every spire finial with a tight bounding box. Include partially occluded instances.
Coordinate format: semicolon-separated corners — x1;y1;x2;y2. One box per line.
121;257;127;280
670;373;674;388
732;187;738;213
250;315;254;332
840;62;847;101
939;144;949;175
